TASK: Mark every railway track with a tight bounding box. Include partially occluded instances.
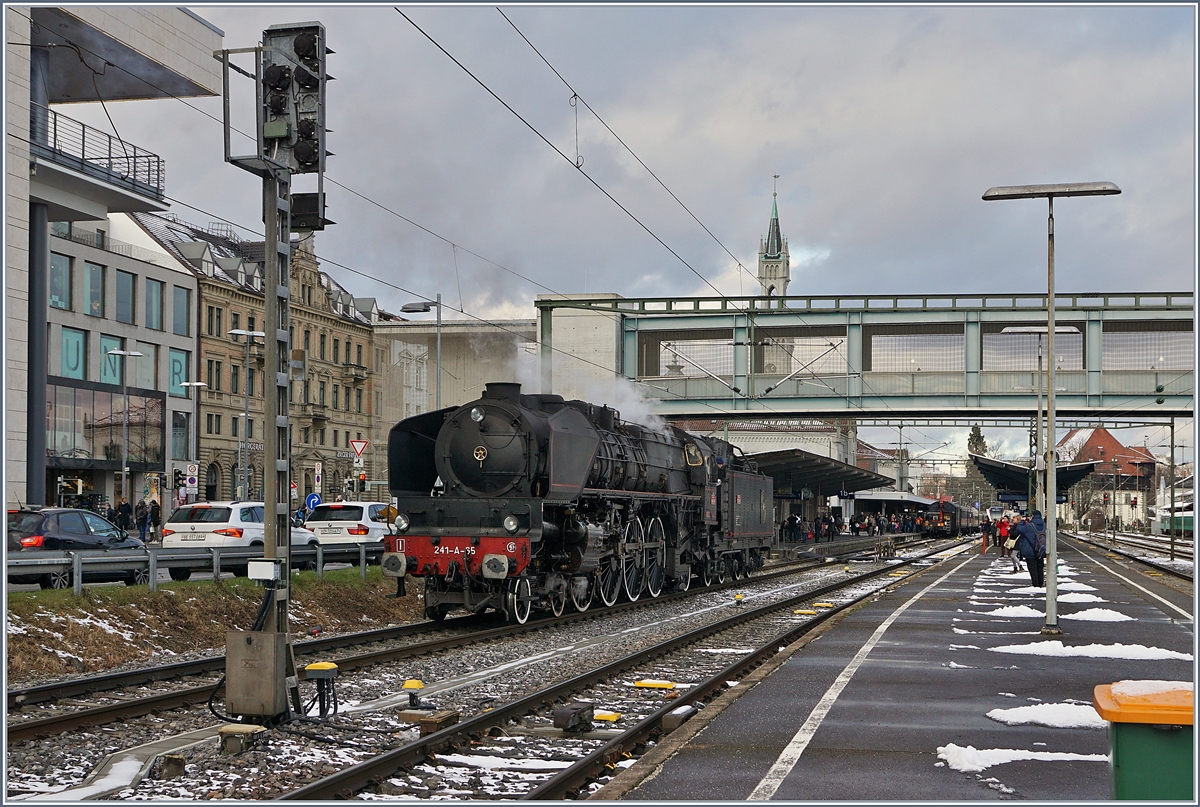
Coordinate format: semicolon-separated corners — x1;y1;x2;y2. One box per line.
1063;531;1194;581
279;541;965;800
8;556;852;742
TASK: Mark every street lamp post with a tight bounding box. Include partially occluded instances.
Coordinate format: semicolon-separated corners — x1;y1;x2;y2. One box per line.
401;294;442;410
984;181;1121;637
228;329;266;500
106;349;144;507
179;381;207;504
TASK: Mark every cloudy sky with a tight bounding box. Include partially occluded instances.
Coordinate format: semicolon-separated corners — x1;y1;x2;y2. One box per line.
63;4;1195;466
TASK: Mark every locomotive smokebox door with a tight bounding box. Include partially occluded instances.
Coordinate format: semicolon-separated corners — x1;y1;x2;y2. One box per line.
481;554;508;580
553;701;595;732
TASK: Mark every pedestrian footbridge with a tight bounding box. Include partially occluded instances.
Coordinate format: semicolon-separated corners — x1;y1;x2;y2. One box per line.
535;292;1193;419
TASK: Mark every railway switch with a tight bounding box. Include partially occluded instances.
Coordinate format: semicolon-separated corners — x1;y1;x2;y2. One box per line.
553;701;595;732
304;662;339;719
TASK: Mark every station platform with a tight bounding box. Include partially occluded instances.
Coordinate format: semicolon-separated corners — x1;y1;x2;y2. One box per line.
609;537;1194;801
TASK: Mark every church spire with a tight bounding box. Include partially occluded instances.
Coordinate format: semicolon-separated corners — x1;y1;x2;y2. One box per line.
758;175;790;296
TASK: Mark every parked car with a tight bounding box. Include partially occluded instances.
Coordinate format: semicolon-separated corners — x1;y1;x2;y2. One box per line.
303;502;394;547
7;507;147;589
161;502;317;580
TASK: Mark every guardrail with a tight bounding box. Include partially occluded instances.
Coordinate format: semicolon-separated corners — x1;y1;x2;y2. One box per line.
6;544;383;596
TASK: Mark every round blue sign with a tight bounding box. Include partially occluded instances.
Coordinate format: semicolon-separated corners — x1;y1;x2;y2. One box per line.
305;493;322;511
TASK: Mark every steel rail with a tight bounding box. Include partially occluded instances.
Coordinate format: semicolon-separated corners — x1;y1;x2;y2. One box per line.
277;544;955;800
7;557;839;740
1062;532;1193;581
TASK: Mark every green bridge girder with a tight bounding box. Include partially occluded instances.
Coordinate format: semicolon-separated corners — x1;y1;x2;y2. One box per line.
535;291;1193;420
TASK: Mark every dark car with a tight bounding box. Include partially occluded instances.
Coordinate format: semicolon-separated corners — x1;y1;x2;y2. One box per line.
7;508;147;589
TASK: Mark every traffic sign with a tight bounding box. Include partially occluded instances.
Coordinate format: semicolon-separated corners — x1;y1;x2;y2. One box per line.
314;461;323;492
349;439;369;457
353;455;364;468
185;463;199;493
305;493;322;511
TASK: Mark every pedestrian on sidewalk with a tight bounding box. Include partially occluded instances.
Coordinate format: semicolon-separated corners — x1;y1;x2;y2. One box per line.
1014;511;1047;587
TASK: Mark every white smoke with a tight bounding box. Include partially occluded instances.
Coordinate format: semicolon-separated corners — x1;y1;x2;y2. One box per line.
572;376;668;433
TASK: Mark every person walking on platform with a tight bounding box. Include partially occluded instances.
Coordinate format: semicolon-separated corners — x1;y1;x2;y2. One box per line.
1014;511;1047;587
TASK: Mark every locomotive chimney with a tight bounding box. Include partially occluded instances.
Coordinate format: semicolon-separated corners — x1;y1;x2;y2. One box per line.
485;382;522;402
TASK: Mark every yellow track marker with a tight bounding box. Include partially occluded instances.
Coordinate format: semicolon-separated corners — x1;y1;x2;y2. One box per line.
634;679;676;689
402;679;424;690
594;710;622;722
794;609;818;615
814;603;834;608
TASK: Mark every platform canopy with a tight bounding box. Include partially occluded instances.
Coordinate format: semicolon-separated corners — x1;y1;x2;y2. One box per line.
969;453;1098;498
747;449;894;497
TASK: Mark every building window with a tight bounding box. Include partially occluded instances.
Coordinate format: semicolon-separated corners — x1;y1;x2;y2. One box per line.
231;364;241;395
247;418;253;439
135;342;157;389
49;253;72;310
319;333;326;360
332;384;339;410
333;430;338;447
319;381;326;406
206;359;223;391
345;430;350;447
318;428;325;445
355;388;362;413
231;313;240;339
231;416;239;438
333;338;340;363
343;386;350;410
207;413;222;435
173;286;191;336
206;306;223;337
169;348;190;397
115;270;136;324
303;426;310;444
172;411;189;460
303;379;310;402
85;262;105;317
304;330;311;352
145;278;163;330
60;327;87;379
356;344;363;366
248;368;256;398
247;315;256;334
99;335;124;385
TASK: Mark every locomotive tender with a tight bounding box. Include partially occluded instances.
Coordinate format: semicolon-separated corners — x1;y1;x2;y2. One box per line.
382;382;774;623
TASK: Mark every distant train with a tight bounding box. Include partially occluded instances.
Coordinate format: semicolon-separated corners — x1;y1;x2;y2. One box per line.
381;383;775;623
925;501;980;537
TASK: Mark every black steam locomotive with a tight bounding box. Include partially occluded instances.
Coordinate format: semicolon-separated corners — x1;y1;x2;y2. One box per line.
381;382;774;623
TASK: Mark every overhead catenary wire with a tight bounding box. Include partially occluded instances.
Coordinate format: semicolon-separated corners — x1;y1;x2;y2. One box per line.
394;7;726;298
495;7;763;291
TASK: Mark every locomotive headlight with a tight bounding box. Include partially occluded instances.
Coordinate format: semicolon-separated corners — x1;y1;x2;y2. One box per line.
502;515;520;534
394;513;411;533
470;407;485;423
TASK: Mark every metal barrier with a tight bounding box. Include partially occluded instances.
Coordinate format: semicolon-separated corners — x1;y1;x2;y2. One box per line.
6;545;383;595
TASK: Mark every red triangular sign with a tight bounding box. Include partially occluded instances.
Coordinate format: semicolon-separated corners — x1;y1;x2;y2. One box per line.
350;439;369;457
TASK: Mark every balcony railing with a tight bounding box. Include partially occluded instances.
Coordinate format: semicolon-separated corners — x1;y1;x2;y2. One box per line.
30;103;165;200
342;363;369;382
50;222;172;266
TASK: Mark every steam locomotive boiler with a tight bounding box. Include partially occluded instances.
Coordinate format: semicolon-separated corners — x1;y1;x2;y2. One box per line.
381;382;774;623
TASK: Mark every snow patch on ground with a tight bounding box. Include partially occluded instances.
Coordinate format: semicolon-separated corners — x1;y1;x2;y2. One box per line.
985;702;1107;729
1060;608;1134;622
1055;592;1106;603
937;743;1107;772
976;605;1044;618
990;641;1192;661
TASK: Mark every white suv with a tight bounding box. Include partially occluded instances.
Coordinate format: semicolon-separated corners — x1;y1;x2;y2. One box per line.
163;502;317;548
304;502;393;547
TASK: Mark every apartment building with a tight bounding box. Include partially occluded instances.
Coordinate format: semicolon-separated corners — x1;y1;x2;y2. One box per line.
6;7;221;508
